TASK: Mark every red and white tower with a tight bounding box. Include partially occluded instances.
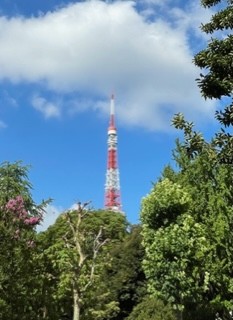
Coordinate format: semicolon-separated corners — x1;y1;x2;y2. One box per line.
104;95;122;212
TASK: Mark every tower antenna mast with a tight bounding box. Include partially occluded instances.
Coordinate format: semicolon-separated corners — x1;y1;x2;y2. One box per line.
104;94;122;212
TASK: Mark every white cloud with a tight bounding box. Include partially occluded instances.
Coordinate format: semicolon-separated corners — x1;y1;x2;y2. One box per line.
0;0;215;130
31;95;61;118
169;2;213;40
37;204;63;232
137;0;170;5
36;202;92;232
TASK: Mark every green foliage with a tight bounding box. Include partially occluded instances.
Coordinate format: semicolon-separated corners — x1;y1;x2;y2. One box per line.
172;113;206;159
194;0;233;164
201;0;221;8
142;213;210;310
161;165;178;182
141;178;191;229
141;117;233;319
89;301;120;320
87;225;146;320
126;297;177;320
80;209;128;243
0;161;32;203
37;209;131;320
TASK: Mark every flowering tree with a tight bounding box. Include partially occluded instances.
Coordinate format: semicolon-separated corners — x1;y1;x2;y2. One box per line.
0;161;49;319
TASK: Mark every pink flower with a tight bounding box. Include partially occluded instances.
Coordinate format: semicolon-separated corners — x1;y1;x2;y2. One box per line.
24;216;41;226
6;196;26;216
19;209;27;219
6;196;42;227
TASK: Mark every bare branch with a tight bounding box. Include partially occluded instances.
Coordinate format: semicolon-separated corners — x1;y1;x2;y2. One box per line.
61;201;109;320
82;226;109;292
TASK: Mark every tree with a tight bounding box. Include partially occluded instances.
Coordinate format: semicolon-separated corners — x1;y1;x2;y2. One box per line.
194;0;233;164
0;161;48;319
126;297;176;320
38;206;128;320
141;117;233;319
141;178;209;318
87;225;146;320
140;2;233;316
65;203;111;320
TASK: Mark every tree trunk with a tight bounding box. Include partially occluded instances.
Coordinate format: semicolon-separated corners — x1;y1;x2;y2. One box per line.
178;311;183;320
42;305;47;319
73;287;81;320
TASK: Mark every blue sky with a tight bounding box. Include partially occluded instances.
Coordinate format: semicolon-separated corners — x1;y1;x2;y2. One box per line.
0;0;219;230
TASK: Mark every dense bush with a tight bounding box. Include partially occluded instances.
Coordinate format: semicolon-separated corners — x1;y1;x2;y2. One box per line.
126;297;177;320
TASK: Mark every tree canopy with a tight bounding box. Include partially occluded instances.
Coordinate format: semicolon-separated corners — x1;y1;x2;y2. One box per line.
141;115;233;319
194;0;233;164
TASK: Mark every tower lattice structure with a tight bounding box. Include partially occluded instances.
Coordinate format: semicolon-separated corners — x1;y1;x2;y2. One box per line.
104;95;122;212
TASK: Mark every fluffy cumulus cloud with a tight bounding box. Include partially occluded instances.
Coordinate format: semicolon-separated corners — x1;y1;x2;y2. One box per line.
0;0;215;130
31;95;61;118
